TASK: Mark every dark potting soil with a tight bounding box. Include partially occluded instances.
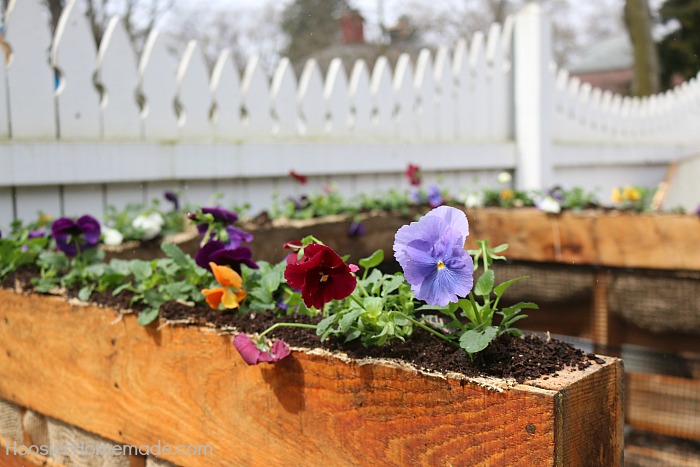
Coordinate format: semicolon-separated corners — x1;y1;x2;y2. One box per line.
3;268;600;383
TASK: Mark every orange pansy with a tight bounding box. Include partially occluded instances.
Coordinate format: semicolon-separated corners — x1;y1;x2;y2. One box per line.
202;262;246;310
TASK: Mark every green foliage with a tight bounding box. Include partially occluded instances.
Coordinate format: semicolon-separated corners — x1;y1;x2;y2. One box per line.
239;260;313;316
280;0;348;65
658;0;700;89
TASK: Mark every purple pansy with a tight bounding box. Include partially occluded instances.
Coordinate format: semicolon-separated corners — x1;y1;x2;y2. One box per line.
233;334;291;365
428;184;443;207
201;206;238;224
28;228;46;239
393;206;474;307
347;221;365;237
408;187;421;204
164;190;180;210
224;225;254;248
195;240;258;273
51;215;101;257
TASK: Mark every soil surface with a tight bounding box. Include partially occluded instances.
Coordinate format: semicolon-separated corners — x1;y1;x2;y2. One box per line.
3;266;602;383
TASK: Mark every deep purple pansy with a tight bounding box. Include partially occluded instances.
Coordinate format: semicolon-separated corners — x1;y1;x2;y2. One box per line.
201;206;238;224
195;240;258;273
393;206;474;307
164;190;180;210
233;334;291;365
51;215;101;257
347;221;365;237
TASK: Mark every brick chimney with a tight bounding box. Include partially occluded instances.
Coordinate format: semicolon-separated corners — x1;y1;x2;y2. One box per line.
340;9;364;45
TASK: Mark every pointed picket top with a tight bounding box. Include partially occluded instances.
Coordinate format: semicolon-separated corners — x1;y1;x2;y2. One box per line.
500;15;515;63
241;56;273;138
324;58;350;136
370;56;393;137
210;49;242;141
433;46;455;140
486;22;502;65
452;38;473;139
138;29;179;142
415;48;436;142
298;59;325;136
0;44;8;138
468;32;487;138
4;0;56;139
96;16;140;140
393;53;416;141
51;0;100;140
486;21;511;139
270;57;298;137
349;59;372;136
176;40;212;141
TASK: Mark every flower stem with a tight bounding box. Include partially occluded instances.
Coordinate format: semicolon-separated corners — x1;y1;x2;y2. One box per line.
258;322;318;340
395;312;458;348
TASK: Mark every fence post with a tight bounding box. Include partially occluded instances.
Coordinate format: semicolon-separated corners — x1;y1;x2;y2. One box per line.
513;3;553;191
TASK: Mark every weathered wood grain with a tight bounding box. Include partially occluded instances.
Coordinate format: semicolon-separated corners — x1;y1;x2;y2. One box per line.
0;289;623;466
465;208;700;270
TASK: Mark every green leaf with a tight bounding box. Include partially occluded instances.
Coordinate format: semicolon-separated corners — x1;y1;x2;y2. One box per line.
78;285;94;302
490;243;509;253
359;250;384;271
161;242;190;267
474;269;495;297
137;308;160;326
129;260;152;282
459;326;498;354
261;270;281;293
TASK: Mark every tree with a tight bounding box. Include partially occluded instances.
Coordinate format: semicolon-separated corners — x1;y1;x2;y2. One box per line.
657;0;700;88
280;0;349;65
624;0;661;95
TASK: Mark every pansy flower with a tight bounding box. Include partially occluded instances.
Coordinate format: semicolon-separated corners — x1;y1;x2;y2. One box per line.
51;215;101;257
289;170;308;184
393;206;474;306
284;243;357;309
202;262;247;310
406;163;422;186
195;240;258;273
224;225;254;249
428;184;443;207
164;190;180;210
347;221;365;237
233;334;291;365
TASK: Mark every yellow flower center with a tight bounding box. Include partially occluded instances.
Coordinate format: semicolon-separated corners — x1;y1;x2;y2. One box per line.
437;261;445;270
320;274;329;282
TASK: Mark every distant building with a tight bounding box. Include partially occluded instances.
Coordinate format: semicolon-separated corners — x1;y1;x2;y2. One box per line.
569;34;634;95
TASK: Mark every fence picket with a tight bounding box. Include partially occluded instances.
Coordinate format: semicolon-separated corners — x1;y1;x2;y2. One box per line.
270;57;298;137
414;49;436;142
370;56;394;137
241;56;273;138
96;16;141;140
393;53;415;142
210;50;242;141
433;47;454;141
469;32;488;140
51;0;100;140
298;59;325;136
4;0;56;139
453;38;473;140
349;60;372;136
324;58;350;136
138;30;178;142
0;43;8;139
176;41;213;141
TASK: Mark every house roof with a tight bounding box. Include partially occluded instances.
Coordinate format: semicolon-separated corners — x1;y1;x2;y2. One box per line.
569;34;633;74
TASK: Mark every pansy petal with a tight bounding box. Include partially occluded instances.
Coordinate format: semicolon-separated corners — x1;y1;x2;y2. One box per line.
202;287;224;309
221;288;242;309
210;262;243;289
233;334;262;365
270;340;291;361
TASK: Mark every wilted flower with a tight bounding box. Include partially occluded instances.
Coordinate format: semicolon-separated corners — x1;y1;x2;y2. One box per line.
164;190;180;210
536;196;561;214
195;240;258;273
406;163;422;186
51;215;101;257
497;171;512;184
233;334;291;365
347;221;365;237
132;212;164;240
284;243;357;309
201;262;247;310
102;227;124;246
393;206;474;307
289;170;308;184
428;184;443;207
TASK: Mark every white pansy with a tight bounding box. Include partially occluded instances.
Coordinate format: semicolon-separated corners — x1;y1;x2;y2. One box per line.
102;227;124;246
132;212;165;240
536;196;561;214
496;171;512;184
465;192;484;209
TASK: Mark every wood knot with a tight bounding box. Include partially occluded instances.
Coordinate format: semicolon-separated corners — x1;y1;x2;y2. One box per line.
526;423;536;435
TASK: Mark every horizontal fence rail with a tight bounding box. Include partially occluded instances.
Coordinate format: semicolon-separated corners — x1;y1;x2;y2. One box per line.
1;0;700;228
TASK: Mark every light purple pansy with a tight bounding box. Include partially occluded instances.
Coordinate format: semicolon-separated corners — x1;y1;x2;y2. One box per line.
393;206;474;307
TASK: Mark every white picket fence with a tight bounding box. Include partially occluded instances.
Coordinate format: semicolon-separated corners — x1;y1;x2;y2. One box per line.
1;0;699;230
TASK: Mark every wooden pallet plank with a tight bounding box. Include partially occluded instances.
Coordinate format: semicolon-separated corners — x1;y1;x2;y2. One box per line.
0;289;622;466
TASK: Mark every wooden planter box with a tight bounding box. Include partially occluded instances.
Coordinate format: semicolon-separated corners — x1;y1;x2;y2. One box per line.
0;288;623;466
